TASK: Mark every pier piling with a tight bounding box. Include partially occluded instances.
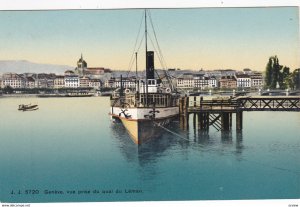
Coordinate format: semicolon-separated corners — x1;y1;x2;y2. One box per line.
179;97;189;130
182;95;300;134
236;111;243;131
221;112;231;131
197;112;210;130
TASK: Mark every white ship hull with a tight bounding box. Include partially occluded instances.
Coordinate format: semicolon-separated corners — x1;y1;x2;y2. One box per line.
110;106;179;144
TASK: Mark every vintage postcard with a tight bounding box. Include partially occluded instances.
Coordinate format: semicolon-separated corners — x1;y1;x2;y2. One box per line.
0;1;299;207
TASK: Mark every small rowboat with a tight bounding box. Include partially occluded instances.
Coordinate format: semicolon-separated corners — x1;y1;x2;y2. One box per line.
18;104;39;111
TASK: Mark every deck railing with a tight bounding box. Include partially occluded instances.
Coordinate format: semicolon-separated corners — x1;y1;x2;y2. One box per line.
111;93;178;108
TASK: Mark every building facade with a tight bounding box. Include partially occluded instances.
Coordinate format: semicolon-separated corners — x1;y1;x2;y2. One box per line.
236;74;251;88
80;77;90;88
194;76;209;89
219;76;237;89
176;78;194;89
89;79;102;89
1;73;26;88
54;75;65;88
250;72;264;89
65;75;80;88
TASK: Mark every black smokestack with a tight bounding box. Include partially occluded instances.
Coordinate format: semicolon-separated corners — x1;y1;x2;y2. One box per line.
146;51;154;79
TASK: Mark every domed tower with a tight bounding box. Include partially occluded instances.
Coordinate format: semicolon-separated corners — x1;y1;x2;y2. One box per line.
75;53;87;77
77;53;87;69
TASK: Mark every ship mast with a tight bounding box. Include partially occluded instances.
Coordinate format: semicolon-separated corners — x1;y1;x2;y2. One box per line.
145;9;148;59
135;52;139;97
145;9;149;106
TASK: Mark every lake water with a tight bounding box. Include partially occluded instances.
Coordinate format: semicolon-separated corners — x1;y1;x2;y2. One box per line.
0;97;299;203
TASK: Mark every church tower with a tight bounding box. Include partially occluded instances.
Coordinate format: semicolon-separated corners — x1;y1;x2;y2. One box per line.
75;53;87;77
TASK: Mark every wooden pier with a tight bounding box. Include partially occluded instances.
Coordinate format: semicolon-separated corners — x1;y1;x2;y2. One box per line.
179;96;300;131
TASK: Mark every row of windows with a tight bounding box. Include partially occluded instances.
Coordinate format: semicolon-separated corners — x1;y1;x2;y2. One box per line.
65;80;79;82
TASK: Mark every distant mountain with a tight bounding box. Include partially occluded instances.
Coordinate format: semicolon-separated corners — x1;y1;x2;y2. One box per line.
0;60;74;75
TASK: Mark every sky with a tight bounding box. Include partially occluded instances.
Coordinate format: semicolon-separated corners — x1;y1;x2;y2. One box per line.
0;7;299;71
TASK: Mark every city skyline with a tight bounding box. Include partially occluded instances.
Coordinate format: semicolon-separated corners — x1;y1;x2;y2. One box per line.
0;7;299;71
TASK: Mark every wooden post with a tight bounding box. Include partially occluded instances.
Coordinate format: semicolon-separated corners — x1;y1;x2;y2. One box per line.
179;97;183;115
229;113;232;129
200;96;203;109
193;113;197;138
206;112;210;130
183;96;189;115
182;96;188;131
193;113;196;129
221;112;230;130
236;111;243;131
197;112;209;130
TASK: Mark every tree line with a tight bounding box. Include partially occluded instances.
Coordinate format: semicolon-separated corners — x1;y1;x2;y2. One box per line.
265;56;300;90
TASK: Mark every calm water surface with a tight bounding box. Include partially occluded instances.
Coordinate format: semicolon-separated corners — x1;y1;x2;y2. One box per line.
0;97;299;202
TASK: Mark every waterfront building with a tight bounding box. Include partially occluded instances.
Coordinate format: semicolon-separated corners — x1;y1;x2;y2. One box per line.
250;72;264;89
114;78;136;89
104;77;135;89
36;73;56;88
47;74;56;88
208;76;217;88
25;77;36;88
236;74;251;88
65;75;79;88
176;78;194;89
80;76;90;88
176;73;195;89
194;75;209;89
89;79;102;89
172;73;220;90
54;75;65;88
219;76;237;89
36;74;47;88
1;73;26;88
104;78;116;88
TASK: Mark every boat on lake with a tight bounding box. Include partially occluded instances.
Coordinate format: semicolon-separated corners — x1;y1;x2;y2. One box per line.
110;10;179;144
18;104;39;111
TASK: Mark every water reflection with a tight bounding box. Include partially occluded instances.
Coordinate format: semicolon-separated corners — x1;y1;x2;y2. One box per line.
221;131;233;143
110;120;179;164
110;116;245;165
110;120;139;162
110;120;181;181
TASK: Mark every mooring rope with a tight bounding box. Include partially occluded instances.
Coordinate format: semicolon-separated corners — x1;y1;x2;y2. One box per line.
154;122;190;142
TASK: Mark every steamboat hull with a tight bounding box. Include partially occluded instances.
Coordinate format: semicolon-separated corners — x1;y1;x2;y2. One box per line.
110;106;179;144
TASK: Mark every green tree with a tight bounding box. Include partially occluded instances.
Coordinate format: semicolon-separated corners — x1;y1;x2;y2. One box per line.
291;69;300;90
264;56;291;89
271;56;281;89
281;66;290;89
265;57;273;88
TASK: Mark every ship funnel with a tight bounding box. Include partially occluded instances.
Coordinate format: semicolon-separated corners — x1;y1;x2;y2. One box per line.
146;51;154;79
